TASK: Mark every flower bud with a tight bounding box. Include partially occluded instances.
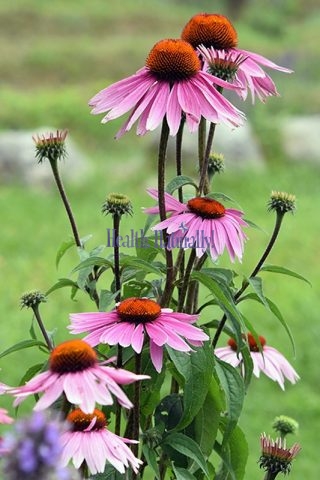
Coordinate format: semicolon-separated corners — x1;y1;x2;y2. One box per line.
33;130;68;163
20;291;47;309
272;415;299;437
102;193;133;217
268;191;296;214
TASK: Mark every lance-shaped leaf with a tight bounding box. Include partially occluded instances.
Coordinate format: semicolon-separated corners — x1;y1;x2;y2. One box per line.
167;342;214;430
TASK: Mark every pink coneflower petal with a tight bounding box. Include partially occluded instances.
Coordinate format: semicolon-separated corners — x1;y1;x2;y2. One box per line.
69;298;208;372
215;333;299;389
8;340;149;413
89;38;244;138
61;409;142;475
147;190;248;262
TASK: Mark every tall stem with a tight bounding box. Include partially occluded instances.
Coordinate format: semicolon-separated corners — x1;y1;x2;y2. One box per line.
198;122;217;195
32;304;53;351
177;249;197;312
198;117;206;193
158;119;173;308
113;214;121;302
132;353;142;478
263;472;278;480
49;158;99;307
49;158;81;247
212;212;285;348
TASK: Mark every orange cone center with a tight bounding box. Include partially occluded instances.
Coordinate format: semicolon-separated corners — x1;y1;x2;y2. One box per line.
146;39;201;81
187;197;226;219
117;297;161;324
181;13;238;49
49;339;97;373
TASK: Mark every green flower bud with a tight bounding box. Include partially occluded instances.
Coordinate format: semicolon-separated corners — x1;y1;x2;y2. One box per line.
268;191;296;214
207;153;225;179
33;130;68;163
102;193;133;217
20;291;47;309
272;415;299;437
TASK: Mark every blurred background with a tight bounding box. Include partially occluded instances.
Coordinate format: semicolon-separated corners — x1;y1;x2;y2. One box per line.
1;0;319;477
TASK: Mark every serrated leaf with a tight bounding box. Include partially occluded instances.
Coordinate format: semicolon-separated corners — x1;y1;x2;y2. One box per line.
260;264;311;285
0;339;47;359
98;290;118;312
167;342;214;431
55;238;75;268
163;432;209;477
166;175;198;195
45;278;79;296
215;423;249;480
215;358;245;445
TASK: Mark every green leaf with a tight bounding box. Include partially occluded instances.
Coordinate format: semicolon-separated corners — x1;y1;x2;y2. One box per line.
72;256;113;273
215;358;245;445
19;363;45;385
247;276;269;308
55;238;75;268
120;256;162;276
192;376;224;459
142;444;160;479
163;432;209;477
240;292;296;355
167;342;214;430
0;339;47;359
45;278;79;296
192;271;244;347
215;423;249;480
166;175;198;195
172;465;197;480
260;264;311;286
98;290;118;312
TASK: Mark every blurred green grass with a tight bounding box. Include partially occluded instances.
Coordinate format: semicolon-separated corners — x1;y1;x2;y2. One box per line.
1;0;320;478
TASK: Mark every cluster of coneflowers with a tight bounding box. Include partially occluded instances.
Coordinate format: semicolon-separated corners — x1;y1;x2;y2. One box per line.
0;11;302;480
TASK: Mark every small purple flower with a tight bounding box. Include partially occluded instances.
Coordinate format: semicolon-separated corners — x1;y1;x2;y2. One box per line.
1;411;78;479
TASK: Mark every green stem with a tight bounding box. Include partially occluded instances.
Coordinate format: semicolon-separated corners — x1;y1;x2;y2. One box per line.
198;122;217;195
132;353;142;479
263;471;278;480
49;158;81;247
176;117;185;203
158;119;173;308
185;253;208;313
197;117;206;193
113;213;121;302
49;157;99;308
32;304;53;351
212;212;285;348
177;249;197;312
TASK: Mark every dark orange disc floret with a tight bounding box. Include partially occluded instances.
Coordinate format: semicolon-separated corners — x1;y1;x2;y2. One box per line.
117;297;161;324
67;408;107;431
49;339;97;374
181;13;238;49
247;333;266;352
146;39;201;81
228;333;266;352
187;197;226;219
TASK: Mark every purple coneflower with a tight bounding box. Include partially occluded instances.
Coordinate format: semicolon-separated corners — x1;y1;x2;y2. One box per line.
181;13;293;102
69;297;208;373
89;38;245;138
61;408;142;475
215;333;300;390
144;188;248;262
8;339;149;413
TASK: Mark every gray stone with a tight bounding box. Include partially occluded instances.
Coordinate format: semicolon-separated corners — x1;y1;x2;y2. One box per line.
0;128;90;188
281;115;320;163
